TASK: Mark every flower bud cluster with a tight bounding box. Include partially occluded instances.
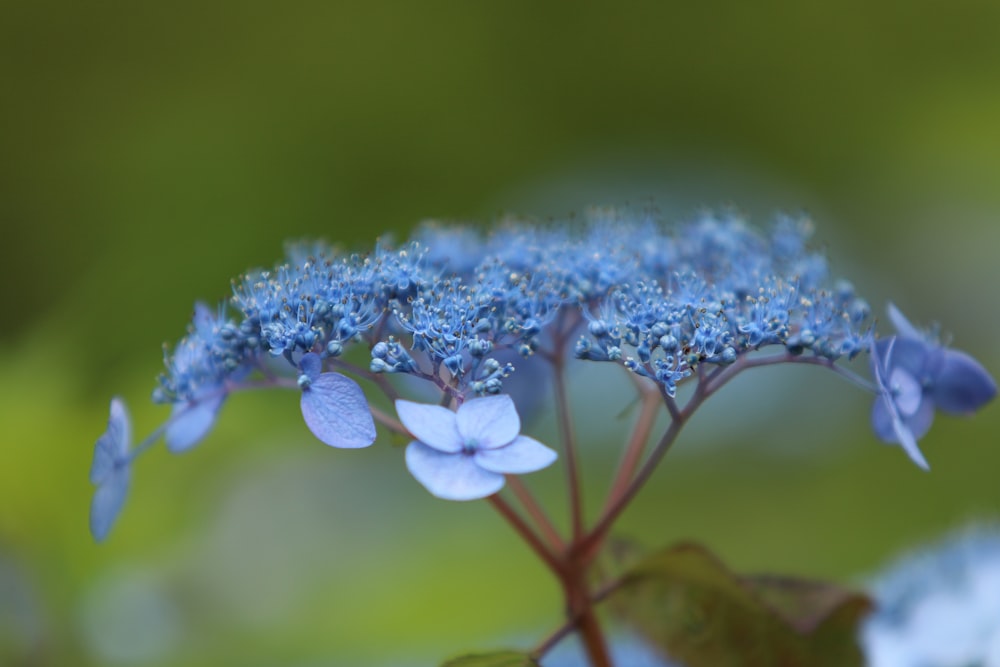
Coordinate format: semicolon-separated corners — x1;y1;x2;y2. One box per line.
154;210;879;403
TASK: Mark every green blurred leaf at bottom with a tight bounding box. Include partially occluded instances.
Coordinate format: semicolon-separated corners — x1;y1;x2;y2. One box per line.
442;649;540;667
610;542;872;667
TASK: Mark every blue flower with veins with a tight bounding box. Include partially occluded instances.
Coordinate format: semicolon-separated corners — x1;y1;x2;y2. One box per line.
298;353;376;448
397;394;557;501
871;303;996;469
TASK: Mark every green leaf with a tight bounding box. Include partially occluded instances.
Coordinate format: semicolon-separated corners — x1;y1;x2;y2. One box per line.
610;542;873;667
742;573;873;635
441;650;540;667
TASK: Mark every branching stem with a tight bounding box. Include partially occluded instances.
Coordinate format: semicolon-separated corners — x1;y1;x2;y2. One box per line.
488;494;563;577
551;337;585;542
506;475;564;551
604;379;662;513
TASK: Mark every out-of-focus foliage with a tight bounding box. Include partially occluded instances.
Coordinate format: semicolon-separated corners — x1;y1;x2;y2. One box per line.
442;651;540;667
1;2;998;665
611;543;871;667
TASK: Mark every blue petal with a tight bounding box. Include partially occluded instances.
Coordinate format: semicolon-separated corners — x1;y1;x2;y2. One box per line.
299;352;323;382
931;348;997;415
300;372;376;448
904;398;936;443
882;337;935;382
455;394;520;449
395;400;463;453
871;393;898;443
871;391;934;444
870;338;930;470
474;435;557;474
883;405;930;471
887;302;923;340
405;441;504;500
165;394;225;453
90;467;129;542
888;366;923;417
90;398;131;484
870;337;896;394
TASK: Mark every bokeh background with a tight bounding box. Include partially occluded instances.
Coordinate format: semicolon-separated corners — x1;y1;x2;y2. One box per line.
2;3;999;665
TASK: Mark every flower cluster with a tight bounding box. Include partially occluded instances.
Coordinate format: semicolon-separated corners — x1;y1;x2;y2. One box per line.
159;212;876;408
87;208;995;550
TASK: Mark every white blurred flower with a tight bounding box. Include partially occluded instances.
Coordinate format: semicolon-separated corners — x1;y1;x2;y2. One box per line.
863;526;1000;667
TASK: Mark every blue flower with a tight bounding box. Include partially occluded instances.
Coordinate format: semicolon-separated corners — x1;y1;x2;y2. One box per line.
156;303;249;452
862;526;1000;667
165;389;226;453
298;353;376;449
397;394;557;500
871;304;996;469
89;398;132;542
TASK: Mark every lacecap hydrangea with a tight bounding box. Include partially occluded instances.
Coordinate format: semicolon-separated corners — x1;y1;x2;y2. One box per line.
88;209;995;542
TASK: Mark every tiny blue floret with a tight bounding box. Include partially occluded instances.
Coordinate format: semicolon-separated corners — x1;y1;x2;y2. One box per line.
398;394;557;501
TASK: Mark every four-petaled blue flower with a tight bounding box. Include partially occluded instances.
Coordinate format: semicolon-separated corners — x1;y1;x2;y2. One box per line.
397;394;557;500
89;398;132;542
871;304;996;470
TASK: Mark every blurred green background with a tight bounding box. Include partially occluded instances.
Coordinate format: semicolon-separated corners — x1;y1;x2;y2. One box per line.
2;3;999;665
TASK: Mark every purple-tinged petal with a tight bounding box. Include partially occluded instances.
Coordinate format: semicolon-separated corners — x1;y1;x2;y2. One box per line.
300;372;376;448
887;303;923;340
882;337;935;380
871;394;898;443
870;338;930;470
893;417;930;471
904;396;936;442
165;394;225;453
456;394;520;449
298;352;323;382
871;394;930;470
931;348;997;415
889;367;922;417
405;441;504;500
870;337;898;397
395;400;463;453
90;467;129;542
90;398;131;484
474;435;557;474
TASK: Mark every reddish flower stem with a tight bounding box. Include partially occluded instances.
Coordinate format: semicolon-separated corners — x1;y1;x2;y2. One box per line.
506;475;564;551
603;380;662;514
487;494;564;577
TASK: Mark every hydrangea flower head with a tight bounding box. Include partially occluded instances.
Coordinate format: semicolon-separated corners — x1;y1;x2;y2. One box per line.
871;303;996;469
398;394;557;500
90;209;995;554
89;398;132;542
